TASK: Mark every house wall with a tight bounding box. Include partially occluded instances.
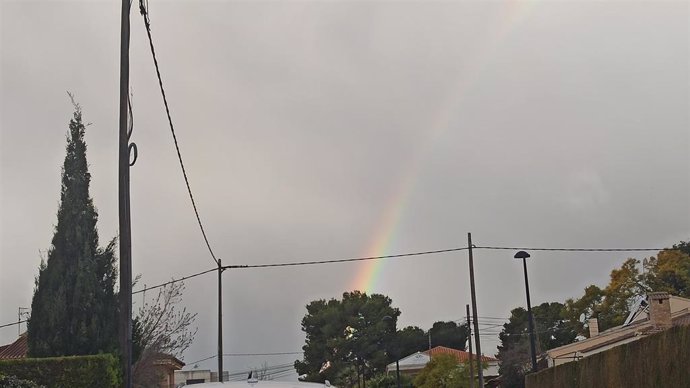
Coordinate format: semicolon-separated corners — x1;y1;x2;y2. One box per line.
527;325;690;388
175;369;212;385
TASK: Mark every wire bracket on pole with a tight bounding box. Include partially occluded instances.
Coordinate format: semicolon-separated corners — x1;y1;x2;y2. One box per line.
127;94;137;166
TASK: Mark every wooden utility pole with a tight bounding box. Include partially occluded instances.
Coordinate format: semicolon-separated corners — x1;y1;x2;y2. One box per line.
118;0;132;386
218;260;224;382
467;233;484;387
466;304;475;388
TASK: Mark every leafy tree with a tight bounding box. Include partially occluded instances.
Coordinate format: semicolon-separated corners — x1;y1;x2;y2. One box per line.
366;372;414;388
295;291;400;385
497;303;577;388
393;321;469;361
563;285;604;337
395;325;428;358
429;321;469;351
413;353;472;388
643;246;690;298
28;101;118;357
563;241;690;335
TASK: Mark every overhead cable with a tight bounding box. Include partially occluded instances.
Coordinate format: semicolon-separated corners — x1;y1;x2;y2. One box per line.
132;267;217;295
138;1;219;266
475;246;670;252
227;247;469;270
0;320;26;329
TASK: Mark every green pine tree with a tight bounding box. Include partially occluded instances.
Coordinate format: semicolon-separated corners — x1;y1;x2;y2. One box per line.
28;101;118;357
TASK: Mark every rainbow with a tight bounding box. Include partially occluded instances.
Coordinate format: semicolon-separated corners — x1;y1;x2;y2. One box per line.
349;1;536;293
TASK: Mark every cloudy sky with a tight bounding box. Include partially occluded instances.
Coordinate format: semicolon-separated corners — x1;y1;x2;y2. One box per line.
1;0;688;380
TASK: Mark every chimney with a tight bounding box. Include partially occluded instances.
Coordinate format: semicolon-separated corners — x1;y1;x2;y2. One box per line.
648;292;672;330
588;318;599;337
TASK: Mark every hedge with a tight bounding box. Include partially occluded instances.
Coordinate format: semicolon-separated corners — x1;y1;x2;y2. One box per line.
0;374;45;388
0;354;120;388
525;324;690;388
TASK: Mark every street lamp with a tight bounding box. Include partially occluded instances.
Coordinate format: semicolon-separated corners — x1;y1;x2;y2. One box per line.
514;250;538;373
382;316;401;388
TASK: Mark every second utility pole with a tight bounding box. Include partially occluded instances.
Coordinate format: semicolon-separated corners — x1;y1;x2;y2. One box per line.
218;259;224;382
467;233;484;387
466;304;475;388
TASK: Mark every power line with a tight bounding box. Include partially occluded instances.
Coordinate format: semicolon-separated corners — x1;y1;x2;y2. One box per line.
138;2;219;267
475;246;670;252
0;320;26;329
187;353;301;366
227;247;469;270
5;244;672;330
132;267;217;295
224;352;302;357
130;244;675;299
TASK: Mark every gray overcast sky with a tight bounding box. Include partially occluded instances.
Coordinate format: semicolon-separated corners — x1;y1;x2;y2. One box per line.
1;0;688;379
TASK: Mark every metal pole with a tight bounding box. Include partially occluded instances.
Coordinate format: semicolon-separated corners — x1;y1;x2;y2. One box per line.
118;0;132;386
395;359;401;388
467;233;484;387
218;259;223;382
466;304;475;388
522;257;538;372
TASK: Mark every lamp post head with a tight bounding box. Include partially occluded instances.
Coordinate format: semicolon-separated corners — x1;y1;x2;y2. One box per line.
514;250;531;259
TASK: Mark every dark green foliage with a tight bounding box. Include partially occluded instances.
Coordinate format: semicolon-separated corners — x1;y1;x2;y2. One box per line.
414;353;473;388
395;326;428;358
0;374;45;388
295;291;473;387
525;325;690;388
295;291;401;385
0;354;121;388
28;104;118;357
365;372;414;388
429;321;469;351
497;302;578;388
394;321;470;359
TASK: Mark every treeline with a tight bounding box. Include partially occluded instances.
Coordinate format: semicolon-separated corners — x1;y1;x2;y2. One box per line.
497;241;690;388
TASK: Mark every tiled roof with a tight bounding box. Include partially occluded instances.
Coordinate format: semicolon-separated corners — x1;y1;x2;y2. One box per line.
0;332;28;360
154;353;185;369
425;346;498;363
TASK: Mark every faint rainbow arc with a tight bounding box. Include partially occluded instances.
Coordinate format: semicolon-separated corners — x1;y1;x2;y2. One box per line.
349;1;537;294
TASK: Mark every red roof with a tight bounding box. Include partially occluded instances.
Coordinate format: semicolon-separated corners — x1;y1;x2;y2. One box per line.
425;346;497;363
0;333;28;360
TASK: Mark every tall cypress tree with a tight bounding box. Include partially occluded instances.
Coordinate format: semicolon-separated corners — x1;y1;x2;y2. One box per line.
28;101;118;357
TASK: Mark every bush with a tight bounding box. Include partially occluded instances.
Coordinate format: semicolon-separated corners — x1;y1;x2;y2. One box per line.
0;374;45;388
0;354;120;388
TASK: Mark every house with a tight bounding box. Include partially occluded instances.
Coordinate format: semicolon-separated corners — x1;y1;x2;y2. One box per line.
174;369;230;385
154;353;185;388
0;332;28;360
545;292;690;367
386;345;499;380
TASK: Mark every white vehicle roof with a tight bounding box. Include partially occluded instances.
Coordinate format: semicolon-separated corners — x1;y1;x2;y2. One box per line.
183;382;334;388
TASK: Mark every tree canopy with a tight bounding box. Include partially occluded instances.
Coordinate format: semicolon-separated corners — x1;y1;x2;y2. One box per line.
563;242;690;335
295;291;400;384
414;353;472;388
295;291;470;386
28;103;118;357
497;302;577;388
